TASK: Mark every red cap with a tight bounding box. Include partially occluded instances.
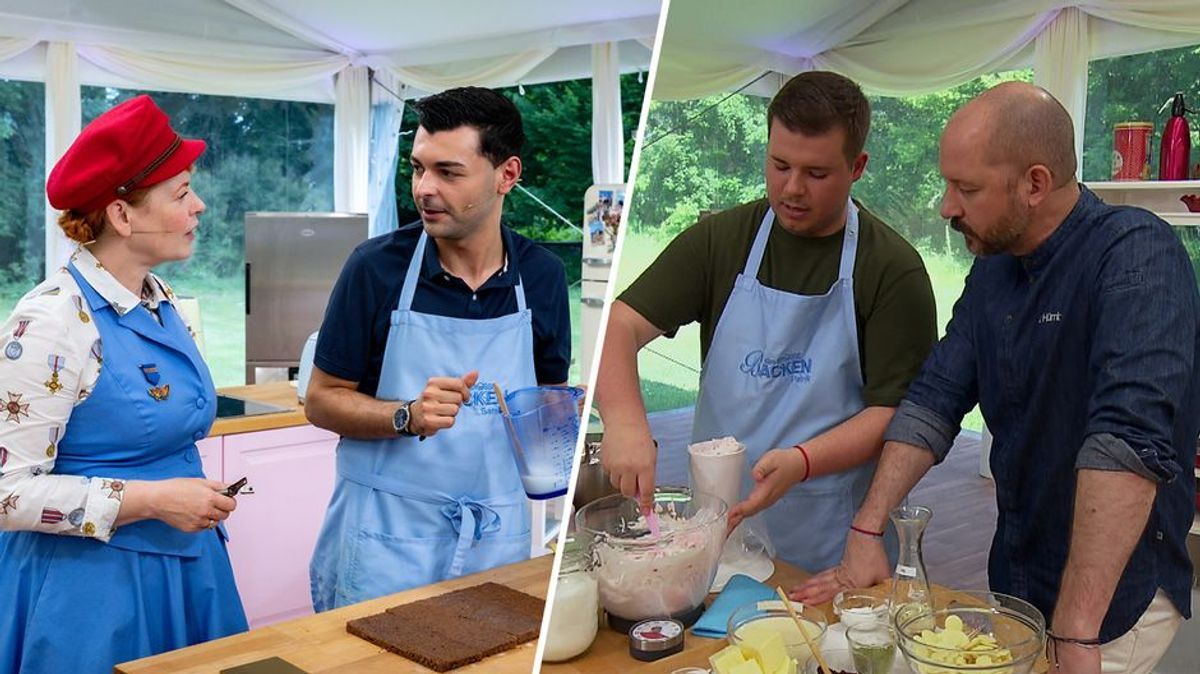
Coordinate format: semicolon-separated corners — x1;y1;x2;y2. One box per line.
46;95;206;213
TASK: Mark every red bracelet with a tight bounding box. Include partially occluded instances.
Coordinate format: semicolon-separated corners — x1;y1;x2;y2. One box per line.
850;524;885;538
793;444;811;482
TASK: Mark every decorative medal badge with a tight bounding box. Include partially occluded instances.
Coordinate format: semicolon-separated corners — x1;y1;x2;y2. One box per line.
5;319;30;361
46;427;60;458
3;392;30;424
44;354;65;395
71;295;90;323
89;338;103;365
41;508;64;524
141;363;169;401
101;478;125;501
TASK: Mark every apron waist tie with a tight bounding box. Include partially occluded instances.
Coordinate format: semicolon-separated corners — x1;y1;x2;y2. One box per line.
338;456;520;577
442;498;502;576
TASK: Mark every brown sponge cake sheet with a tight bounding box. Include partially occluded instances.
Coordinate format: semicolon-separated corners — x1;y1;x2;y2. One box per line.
346;582;546;672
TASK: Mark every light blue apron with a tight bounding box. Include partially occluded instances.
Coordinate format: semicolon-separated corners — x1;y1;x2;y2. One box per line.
0;263;246;674
310;230;536;611
692;201;893;572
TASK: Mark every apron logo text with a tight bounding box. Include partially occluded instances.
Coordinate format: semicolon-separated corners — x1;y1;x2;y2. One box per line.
739;350;813;384
463;381;501;415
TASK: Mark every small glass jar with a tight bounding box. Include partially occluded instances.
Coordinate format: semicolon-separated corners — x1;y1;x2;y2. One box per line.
542;539;600;662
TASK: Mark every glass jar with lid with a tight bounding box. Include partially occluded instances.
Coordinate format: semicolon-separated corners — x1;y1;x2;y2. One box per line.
542;538;600;662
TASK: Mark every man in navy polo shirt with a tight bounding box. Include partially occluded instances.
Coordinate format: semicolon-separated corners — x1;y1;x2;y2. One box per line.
797;82;1197;673
305;87;570;609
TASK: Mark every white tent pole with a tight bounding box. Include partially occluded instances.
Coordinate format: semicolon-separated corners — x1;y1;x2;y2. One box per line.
334;65;371;213
590;42;624;184
1034;7;1089;180
44;41;80;279
368;70;405;237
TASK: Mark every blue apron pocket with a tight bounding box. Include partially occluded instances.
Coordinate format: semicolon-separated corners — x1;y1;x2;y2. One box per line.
341;529;457;604
460;530;532;576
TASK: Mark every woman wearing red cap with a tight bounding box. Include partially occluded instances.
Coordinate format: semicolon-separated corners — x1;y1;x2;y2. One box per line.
0;95;247;673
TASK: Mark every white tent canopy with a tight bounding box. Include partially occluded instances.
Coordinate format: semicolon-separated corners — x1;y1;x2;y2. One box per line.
652;0;1200;175
0;0;660;271
655;0;1200;100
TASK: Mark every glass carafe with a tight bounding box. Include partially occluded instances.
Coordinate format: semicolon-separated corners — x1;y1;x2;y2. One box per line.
888;504;933;625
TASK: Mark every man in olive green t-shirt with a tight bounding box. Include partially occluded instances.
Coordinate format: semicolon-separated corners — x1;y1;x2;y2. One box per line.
595;71;938;574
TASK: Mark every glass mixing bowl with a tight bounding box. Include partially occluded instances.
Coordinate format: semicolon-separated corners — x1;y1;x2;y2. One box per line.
574;486;727;624
728;600;829;665
895;590;1045;674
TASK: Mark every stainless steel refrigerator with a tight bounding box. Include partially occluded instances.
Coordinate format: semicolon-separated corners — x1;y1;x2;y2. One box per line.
244;212;367;383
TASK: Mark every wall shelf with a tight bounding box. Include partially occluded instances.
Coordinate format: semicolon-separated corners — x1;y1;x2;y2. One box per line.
1085;181;1200;214
1086;180;1200;192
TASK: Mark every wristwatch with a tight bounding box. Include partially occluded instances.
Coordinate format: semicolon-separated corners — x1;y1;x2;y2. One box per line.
392;400;418;436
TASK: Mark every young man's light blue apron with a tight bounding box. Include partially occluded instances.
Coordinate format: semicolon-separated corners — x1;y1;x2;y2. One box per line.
692;200;894;573
310;230;536;611
0;263;247;674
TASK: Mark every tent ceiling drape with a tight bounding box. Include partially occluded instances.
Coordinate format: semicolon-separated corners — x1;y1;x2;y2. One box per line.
0;0;658;99
0;0;659;271
653;0;1200;100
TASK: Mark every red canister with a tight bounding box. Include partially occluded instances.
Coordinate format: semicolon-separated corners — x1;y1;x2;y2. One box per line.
1113;122;1154;181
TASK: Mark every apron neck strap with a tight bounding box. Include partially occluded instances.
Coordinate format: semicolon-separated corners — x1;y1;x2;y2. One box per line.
66;262;105;309
397;229;529;312
397;230;428;312
747;199;861;280
838;199;860;281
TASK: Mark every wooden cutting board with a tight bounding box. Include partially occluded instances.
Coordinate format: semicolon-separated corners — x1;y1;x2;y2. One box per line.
116;555;552;673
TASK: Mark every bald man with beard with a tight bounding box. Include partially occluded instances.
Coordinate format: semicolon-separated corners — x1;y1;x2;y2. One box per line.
794;82;1198;673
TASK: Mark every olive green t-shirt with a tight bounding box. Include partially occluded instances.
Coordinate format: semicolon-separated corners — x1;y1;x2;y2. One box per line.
619;198;937;407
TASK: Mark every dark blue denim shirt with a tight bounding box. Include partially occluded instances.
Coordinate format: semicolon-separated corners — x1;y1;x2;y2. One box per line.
886;186;1198;642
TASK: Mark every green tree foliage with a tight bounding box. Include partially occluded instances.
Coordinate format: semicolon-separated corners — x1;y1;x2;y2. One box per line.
80;86;335;281
0;80;45;292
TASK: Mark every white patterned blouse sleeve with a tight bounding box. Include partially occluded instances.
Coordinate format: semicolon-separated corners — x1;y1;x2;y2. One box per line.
0;275;122;541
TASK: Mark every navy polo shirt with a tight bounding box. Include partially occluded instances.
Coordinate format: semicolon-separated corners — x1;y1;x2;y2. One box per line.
314;221;571;397
886;186;1198;641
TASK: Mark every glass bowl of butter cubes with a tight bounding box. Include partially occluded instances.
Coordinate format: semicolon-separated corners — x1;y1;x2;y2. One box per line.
895;590;1045;673
708;600;828;674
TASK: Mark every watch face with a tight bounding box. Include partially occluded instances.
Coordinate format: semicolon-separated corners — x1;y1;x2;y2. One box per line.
393;404;410;434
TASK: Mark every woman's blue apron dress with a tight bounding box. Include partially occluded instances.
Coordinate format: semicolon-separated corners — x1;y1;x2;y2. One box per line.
691;201;897;572
310;230;536;611
0;263;247;674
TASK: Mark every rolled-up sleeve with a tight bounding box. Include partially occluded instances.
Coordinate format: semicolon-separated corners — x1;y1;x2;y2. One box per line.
884;262;982;463
1081;220;1197;483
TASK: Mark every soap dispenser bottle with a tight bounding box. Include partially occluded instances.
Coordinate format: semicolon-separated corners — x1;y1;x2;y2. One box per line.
1159;93;1192;180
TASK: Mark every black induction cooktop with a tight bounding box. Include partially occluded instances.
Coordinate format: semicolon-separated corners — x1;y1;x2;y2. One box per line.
215;394;291;419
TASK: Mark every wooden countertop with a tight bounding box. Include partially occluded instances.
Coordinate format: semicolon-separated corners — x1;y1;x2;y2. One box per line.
115;555;553;673
210;382;309;436
544;565;1050;674
542;560;828;674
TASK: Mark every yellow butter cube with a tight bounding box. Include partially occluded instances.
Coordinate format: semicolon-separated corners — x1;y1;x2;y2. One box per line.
729;659;765;674
710;644;750;674
771;656;797;674
739;629;788;673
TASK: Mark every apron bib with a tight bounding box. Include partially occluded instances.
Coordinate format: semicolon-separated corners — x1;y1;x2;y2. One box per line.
692;201;892;571
311;230;536;610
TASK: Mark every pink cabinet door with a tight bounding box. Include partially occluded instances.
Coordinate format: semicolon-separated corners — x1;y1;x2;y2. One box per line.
196;436;222;481
222;425;339;628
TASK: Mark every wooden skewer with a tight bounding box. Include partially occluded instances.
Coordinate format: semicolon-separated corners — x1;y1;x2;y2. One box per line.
493;383;527;466
776;586;831;674
493;382;510;416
